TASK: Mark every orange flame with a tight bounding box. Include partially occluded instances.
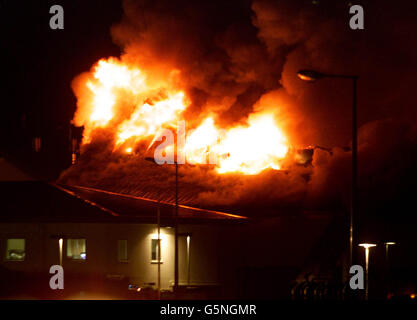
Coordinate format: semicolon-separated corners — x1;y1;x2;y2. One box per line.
73;57;289;174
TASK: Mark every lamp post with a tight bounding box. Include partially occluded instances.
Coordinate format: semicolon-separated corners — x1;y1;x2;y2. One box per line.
145;154;179;293
187;235;191;286
157;203;161;300
297;70;359;271
384;242;396;264
359;243;376;300
384;241;396;298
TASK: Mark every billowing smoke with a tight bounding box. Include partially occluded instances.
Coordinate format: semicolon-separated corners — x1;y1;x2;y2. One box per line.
59;0;417;215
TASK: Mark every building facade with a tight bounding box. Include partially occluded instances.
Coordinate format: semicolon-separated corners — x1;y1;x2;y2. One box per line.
0;179;245;299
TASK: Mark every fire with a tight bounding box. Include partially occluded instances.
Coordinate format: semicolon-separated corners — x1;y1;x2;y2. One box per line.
87;59;146;125
73;57;289;174
214;115;288;174
116;91;186;145
184;115;288;174
184;117;219;165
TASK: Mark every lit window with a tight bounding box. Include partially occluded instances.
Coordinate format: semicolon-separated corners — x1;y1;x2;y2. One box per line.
67;239;86;260
5;239;25;261
151;238;162;262
118;240;128;262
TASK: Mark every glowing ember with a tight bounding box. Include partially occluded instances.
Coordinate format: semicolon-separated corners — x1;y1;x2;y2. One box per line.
73;57;290;174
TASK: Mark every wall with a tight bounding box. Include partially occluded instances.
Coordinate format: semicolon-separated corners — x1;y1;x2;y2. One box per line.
0;222;223;293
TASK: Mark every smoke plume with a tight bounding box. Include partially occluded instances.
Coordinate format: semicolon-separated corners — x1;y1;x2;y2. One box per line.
59;0;417;216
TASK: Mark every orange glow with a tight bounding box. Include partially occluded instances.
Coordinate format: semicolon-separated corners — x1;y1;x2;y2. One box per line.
298;74;313;81
74;58;290;174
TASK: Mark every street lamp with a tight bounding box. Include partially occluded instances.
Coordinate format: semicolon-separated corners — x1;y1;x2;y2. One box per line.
297;69;359;271
157;203;161;300
384;241;396;298
145;154;179;293
297;70;327;82
384;242;396;263
359;243;376;300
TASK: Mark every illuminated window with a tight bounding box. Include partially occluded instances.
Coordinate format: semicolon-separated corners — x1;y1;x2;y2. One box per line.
67;239;86;260
151;239;162;262
118;240;128;262
5;239;25;261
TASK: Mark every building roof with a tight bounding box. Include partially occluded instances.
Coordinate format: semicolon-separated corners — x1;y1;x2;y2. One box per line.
0;181;247;224
56;184;248;224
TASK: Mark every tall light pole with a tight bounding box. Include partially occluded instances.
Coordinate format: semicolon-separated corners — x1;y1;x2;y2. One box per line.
187;235;191;286
297;69;359;270
384;242;396;264
157;203;161;300
359;243;376;300
384;241;396;298
174;158;179;292
145;145;179;293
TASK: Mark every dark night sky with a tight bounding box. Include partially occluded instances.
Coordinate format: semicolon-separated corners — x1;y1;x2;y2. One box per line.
1;0;123;176
1;0;417;267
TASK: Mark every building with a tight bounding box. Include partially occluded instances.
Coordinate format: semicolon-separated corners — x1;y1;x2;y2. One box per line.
0;159;248;299
0;158;342;300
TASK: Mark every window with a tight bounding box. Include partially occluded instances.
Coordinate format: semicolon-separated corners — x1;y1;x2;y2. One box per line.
151;238;162;263
118;240;128;262
5;239;25;261
67;239;86;260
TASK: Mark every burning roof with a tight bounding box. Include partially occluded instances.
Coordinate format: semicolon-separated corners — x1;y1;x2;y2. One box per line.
71;57;290;175
58;0;417;216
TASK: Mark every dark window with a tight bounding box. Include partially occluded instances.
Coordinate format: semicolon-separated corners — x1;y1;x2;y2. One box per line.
118;240;128;262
